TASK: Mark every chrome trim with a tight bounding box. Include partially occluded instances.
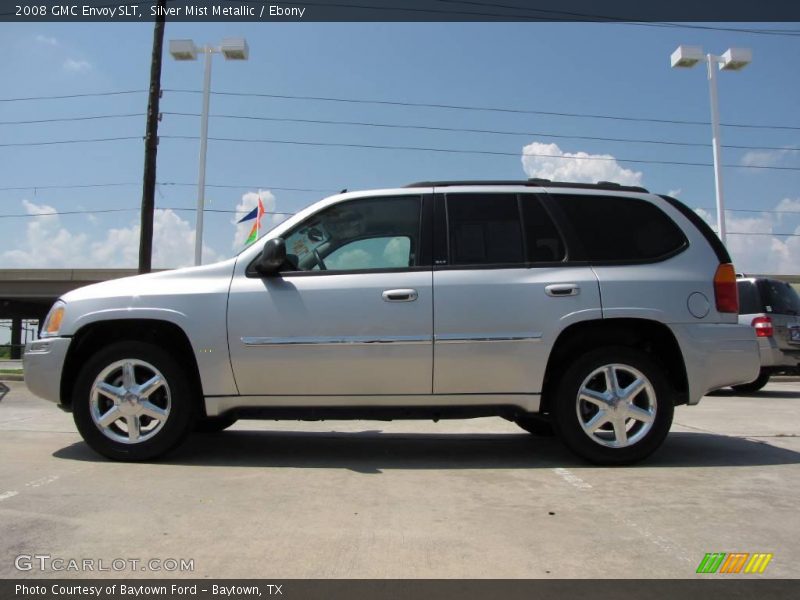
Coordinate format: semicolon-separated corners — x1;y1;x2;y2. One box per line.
382;288;418;302
241;335;432;347
545;283;580;297
434;333;543;344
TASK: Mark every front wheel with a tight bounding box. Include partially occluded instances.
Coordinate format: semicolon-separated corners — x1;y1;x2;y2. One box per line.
553;347;674;465
72;341;196;461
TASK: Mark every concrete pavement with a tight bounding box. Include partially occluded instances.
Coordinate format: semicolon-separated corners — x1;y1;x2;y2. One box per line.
0;380;798;579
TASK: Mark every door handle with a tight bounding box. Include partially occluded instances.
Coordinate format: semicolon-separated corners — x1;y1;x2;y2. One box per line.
382;289;418;302
545;284;580;297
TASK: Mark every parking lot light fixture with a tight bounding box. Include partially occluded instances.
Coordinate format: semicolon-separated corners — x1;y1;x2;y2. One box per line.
670;45;752;247
169;37;250;265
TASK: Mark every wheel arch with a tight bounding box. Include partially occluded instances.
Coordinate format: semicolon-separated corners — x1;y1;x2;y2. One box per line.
541;318;689;413
60;319;204;412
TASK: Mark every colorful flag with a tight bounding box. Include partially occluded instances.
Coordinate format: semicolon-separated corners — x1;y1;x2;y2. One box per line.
237;207;258;223
243;197;266;246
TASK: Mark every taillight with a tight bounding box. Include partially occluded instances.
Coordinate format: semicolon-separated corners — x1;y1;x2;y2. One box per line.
713;263;738;313
751;316;774;337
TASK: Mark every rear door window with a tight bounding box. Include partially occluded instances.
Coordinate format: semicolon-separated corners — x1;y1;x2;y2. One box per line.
444;193;565;267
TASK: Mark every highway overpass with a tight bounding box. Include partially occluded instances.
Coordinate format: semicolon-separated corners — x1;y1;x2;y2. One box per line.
0;269;151;358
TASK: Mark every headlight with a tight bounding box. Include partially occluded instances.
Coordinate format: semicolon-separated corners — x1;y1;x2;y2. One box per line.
41;301;66;338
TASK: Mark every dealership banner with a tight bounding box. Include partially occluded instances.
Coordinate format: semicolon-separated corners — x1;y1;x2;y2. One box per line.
3;580;800;599
3;0;800;22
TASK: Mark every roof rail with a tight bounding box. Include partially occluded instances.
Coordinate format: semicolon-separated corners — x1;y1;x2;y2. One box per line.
404;179;649;193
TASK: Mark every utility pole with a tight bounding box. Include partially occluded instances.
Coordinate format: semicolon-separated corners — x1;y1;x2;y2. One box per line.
138;0;166;274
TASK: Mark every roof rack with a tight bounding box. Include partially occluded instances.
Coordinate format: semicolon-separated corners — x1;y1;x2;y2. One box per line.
404;179;649;194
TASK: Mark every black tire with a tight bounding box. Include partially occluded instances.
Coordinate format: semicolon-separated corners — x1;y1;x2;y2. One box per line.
72;341;197;461
731;370;770;394
552;347;675;465
514;415;556;437
194;415;238;433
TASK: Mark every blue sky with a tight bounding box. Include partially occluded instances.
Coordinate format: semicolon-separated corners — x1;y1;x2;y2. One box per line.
1;21;799;274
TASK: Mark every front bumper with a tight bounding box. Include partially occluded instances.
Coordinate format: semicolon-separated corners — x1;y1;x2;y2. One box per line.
670;323;760;404
22;337;71;405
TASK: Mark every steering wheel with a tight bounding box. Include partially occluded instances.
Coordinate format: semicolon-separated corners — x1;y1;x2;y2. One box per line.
313;248;328;271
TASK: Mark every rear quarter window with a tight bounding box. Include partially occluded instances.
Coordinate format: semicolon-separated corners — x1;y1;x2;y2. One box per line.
553;194;688;262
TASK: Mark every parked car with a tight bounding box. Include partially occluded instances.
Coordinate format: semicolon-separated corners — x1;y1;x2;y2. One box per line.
24;180;759;464
734;276;800;392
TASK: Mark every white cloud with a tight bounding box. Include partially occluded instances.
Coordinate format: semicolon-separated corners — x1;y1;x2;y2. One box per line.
2;200;88;268
231;190;286;250
695;199;800;275
774;198;800;224
63;58;91;73
521;142;643;187
667;189;682;198
1;200;217;268
34;34;58;46
740;148;796;168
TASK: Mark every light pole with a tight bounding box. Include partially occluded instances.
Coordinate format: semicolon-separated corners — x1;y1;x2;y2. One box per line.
671;45;752;247
169;38;249;265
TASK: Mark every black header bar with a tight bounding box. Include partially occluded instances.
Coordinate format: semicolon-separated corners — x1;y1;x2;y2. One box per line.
3;0;800;23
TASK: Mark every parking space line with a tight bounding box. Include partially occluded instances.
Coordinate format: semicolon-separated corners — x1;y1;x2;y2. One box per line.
0;491;19;502
551;467;593;490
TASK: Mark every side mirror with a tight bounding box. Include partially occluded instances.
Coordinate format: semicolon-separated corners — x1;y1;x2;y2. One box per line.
255;238;287;275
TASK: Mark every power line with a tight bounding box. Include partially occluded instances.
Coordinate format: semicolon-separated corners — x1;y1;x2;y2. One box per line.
0;137;140;147
3;108;796;153
0;182;139;191
160;134;800;171
0;113;144;125
4;87;797;131
726;232;800;237
0;181;336;193
0;207;294;219
0;90;146;102
2;206;799;238
3;130;797;170
4;195;800;218
159;182;336;193
165;111;800;153
165;88;800;132
699;207;800;215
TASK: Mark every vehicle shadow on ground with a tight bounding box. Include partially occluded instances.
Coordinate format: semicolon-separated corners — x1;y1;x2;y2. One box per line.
706;388;800;399
53;429;800;471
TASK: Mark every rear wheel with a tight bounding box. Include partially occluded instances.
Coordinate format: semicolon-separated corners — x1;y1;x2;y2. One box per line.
731;369;770;394
553;347;674;465
72;341;196;461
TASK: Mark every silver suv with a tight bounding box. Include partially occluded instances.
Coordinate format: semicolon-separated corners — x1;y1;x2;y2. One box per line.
734;276;800;392
24;180;759;464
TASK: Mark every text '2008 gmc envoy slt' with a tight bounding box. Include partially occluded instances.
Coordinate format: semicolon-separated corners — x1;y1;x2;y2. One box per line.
24;180;760;464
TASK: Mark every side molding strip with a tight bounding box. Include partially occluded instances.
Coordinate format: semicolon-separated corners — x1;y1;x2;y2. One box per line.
242;335;432;346
241;333;543;347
